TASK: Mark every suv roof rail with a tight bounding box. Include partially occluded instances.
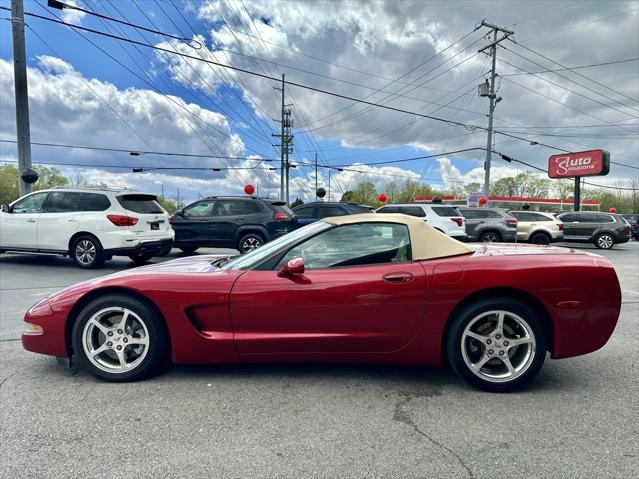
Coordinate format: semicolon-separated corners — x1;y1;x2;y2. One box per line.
50;185;131;191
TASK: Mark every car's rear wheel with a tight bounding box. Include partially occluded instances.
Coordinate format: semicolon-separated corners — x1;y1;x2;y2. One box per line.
530;232;551;245
72;294;168;382
595;233;615;249
71;235;105;269
128;252;153;265
238;233;264;254
479;231;501;243
446;298;547;392
179;246;199;254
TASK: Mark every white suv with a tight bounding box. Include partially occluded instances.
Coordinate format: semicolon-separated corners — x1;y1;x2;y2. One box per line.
0;187;174;268
376;203;467;241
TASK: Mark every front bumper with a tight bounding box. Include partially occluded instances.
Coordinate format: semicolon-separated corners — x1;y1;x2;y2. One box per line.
22;299;69;357
105;238;174;256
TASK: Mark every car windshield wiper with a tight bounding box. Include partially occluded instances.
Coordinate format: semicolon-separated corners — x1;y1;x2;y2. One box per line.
210;255;237;267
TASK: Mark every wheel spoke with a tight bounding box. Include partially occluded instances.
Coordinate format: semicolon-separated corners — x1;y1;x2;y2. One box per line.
116;310;130;332
502;356;516;375
88;318;110;336
472;354;491;370
115;349;128;369
494;312;504;335
128;336;148;346
90;343;109;357
508;336;532;348
466;331;488;344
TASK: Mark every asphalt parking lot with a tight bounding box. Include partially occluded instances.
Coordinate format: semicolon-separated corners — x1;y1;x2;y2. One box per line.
1;243;638;478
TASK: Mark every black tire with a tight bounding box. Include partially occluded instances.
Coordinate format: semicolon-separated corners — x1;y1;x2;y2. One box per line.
530;232;551;245
594;233;615;249
237;233;264;254
157;245;173;257
72;294;169;382
71;235;105;269
128;252;153;265
479;230;501;243
179;246;199;254
446;297;547;392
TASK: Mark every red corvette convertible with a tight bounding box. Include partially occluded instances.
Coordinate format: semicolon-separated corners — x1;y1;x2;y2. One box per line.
22;214;621;391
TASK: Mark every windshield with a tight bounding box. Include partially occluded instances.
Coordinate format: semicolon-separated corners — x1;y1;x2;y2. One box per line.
221;221;332;270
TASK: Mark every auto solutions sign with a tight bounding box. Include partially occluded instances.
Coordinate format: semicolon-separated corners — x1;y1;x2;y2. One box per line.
548;150;610;178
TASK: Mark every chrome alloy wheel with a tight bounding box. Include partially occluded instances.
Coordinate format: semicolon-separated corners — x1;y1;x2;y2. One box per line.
81;307;150;374
75;240;96;265
597;234;614;249
242;237;262;252
461;310;536;384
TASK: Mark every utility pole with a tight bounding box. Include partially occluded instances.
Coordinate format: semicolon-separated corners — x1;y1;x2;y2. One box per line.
328;169;331;201
272;74;294;203
11;0;33;196
478;20;513;201
314;153;318;201
176;188;180;207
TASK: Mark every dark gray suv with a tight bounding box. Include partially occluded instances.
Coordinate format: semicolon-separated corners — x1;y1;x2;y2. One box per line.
556;211;631;249
457;207;518;242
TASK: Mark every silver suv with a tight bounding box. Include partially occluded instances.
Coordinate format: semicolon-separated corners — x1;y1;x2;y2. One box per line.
457;207;518;242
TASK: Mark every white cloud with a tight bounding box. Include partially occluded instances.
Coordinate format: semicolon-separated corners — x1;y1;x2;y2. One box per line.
59;0;87;25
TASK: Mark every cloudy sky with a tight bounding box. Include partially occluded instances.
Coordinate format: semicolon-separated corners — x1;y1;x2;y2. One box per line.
0;0;637;202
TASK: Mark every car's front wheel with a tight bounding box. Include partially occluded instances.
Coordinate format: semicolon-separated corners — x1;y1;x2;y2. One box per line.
72;294;169;382
595;233;615;249
71;235;105;269
446;297;547;391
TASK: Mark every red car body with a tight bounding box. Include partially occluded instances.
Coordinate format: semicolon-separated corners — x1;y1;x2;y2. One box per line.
23;244;621;367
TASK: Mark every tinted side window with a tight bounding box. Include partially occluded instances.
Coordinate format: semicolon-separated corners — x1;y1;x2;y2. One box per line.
594;214;615;223
80;193;111;211
377;206;399;214
279;223;411;269
117;195;164;214
44;192;82;213
11;192;48;214
348;205;374;214
233;201;262;215
577;213;599;223
316;206;347;218
399;206;426;217
183;200;214;217
514;212;549;222
294;206;316;219
431;206;459;217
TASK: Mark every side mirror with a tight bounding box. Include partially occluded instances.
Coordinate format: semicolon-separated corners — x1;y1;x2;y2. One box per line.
1;204;9;213
277;257;305;277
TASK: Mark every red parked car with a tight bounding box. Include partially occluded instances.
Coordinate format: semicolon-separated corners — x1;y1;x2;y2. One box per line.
22;214;621;391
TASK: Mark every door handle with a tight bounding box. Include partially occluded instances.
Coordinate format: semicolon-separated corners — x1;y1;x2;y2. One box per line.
26;218;36;223
383;272;413;283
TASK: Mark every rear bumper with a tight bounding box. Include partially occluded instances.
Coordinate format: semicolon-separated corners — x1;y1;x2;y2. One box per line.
105;238;173;256
450;233;468;242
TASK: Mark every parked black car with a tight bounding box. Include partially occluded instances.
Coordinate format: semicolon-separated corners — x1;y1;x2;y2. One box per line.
169;197;296;254
621;214;639;240
457;207;518;242
556;211;631;249
292;202;373;226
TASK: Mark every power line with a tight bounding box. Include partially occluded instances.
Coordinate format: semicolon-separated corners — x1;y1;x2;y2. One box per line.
46;0;200;46
510;41;639;105
520;7;639;42
0;158;271;171
0;139;276;160
333;147;487;167
16;6;639;175
501;45;639;118
500;57;639;77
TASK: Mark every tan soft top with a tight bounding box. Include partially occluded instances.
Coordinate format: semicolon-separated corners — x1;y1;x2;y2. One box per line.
324;213;473;261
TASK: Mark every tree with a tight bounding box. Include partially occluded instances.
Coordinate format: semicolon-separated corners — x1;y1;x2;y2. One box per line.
0;164;68;204
340;191;354;202
157;197;181;213
464;182;482;194
350;181;377;205
291;197;304;208
491;172;550;198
